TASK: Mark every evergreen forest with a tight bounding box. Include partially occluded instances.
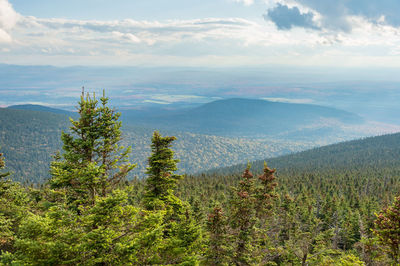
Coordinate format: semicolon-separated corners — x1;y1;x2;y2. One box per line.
1;93;400;265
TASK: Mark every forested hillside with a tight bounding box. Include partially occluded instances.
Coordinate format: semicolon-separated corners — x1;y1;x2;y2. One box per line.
8;104;74;116
207;132;400;175
1;94;399;265
0;108;68;183
173;132;400;265
0;107;311;183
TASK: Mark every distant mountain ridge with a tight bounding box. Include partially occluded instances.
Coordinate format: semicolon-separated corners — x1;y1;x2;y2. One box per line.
7;104;74;116
8;99;365;141
123;98;365;140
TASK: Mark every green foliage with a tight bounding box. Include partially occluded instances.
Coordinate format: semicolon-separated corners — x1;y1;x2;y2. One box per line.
0;150;30;255
143;131;183;212
142;131;203;264
205;206;230;265
49;92;135;207
0;152;10;179
0;108;69;184
373;195;400;264
11;188;168;265
230;164;258;265
1;95;205;265
203;163;279;265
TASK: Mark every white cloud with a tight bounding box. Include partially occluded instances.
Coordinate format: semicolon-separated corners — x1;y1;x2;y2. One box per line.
112;31;141;43
143;100;170;105
262;97;314;104
0;0;19;43
0;28;11;42
149;94;220;103
0;0;17;30
235;0;255;6
1;4;400;67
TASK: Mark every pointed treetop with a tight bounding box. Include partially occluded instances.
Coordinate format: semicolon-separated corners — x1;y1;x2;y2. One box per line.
0;152;10;179
242;162;253;180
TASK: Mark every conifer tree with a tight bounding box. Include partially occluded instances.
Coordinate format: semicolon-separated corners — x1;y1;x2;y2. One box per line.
0;150;30;256
142;131;203;264
255;162;278;218
96;94;135;195
230;164;257;265
373;195;400;264
205;206;230;265
50;90;135;206
0;152;10;180
143;131;183;212
0;150;12;251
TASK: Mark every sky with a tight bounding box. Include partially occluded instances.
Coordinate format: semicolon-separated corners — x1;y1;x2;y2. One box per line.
1;0;400;67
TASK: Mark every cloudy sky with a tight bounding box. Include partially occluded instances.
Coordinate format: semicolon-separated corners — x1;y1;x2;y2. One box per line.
1;0;400;67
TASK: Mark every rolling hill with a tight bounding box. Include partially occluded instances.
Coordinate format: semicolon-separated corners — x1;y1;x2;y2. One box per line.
7;104;75;116
0;107;312;184
123;98;366;140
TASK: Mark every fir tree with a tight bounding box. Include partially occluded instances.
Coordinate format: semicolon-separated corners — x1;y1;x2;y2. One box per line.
50;90;135;207
230;164;257;266
0;150;12;252
373;195;400;264
0;152;10;180
255;162;278;218
205;206;230;265
96;94;135;196
143;131;183;212
142;131;203;264
0;150;30;256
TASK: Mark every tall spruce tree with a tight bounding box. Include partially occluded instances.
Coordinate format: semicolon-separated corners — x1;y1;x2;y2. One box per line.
143;131;183;212
255;162;278;218
142;131;203;264
50;90;135;206
230;164;257;266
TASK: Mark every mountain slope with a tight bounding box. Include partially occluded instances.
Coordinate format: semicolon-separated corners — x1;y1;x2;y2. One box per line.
7;104;74;116
207;132;400;176
0;107;311;183
178;132;400;214
124;98;365;140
